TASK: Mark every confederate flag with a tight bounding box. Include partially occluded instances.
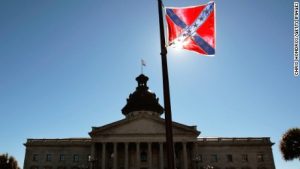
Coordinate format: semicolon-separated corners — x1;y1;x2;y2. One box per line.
165;1;216;55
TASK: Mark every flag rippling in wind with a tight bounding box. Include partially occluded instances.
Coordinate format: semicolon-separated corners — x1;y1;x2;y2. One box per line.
165;1;216;55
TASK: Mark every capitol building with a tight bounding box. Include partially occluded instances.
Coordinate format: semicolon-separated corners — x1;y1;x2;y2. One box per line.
24;74;276;169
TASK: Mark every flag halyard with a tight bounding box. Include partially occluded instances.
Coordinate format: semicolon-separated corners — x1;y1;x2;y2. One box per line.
165;1;216;55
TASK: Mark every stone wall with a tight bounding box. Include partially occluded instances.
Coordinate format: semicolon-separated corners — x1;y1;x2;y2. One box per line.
24;139;91;169
193;137;276;169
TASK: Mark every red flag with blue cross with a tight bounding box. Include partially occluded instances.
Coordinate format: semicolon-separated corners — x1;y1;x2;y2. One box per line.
165;1;216;55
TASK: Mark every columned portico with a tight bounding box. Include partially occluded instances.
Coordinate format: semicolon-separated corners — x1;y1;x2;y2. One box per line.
88;74;200;169
95;141;189;169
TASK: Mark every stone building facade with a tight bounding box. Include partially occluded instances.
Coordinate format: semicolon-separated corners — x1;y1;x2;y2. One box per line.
24;74;276;169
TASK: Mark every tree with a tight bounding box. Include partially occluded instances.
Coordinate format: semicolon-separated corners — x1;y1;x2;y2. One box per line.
280;128;300;161
0;153;20;169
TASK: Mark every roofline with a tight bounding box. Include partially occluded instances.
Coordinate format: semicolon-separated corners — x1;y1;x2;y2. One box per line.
195;137;274;146
24;138;91;147
89;114;200;137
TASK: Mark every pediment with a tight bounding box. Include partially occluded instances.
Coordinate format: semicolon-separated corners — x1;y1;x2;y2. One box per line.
89;114;200;142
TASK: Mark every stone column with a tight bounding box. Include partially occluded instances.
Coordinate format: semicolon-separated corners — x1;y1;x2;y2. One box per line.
136;142;140;169
113;142;118;169
159;142;164;169
91;143;96;169
125;142;129;169
191;142;197;169
148;142;152;169
102;143;106;169
183;142;188;169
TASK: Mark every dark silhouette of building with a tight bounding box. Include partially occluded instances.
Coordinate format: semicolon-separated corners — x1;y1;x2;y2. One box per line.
24;74;276;169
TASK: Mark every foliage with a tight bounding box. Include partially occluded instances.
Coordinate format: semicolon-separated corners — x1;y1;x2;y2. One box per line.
280;128;300;161
0;153;20;169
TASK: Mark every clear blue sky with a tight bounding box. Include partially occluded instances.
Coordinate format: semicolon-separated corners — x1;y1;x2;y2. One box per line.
0;0;298;168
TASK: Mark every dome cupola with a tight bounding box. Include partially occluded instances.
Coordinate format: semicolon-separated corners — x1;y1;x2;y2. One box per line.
121;74;164;117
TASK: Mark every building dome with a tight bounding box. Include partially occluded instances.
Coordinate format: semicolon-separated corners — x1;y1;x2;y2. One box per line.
121;74;164;117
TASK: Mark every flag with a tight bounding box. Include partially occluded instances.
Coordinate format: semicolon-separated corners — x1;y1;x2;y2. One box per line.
141;59;146;66
165;1;216;55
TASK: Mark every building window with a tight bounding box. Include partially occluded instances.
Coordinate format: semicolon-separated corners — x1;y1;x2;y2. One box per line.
226;154;233;162
175;150;180;159
210;154;218;162
59;154;65;161
140;151;147;162
242;154;248;162
257;153;264;162
46;154;52;162
33;154;38;161
73;154;79;162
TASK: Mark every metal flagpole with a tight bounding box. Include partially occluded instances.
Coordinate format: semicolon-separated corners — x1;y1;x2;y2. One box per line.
157;0;175;169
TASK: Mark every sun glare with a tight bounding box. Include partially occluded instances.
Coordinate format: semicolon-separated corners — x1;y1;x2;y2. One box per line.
171;40;188;51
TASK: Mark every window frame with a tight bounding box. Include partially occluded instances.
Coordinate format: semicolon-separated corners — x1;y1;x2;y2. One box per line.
242;154;248;162
257;153;264;162
73;154;79;163
210;154;218;163
46;154;52;162
59;154;65;162
140;151;147;162
32;154;38;162
226;154;233;162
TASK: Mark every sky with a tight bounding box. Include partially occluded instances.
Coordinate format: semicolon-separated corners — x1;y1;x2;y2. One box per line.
0;0;299;169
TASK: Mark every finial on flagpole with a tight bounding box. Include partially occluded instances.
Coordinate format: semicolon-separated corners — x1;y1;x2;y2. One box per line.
141;59;146;74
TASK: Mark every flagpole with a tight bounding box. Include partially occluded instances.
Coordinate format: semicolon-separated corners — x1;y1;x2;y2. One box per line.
157;0;175;169
141;62;143;74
